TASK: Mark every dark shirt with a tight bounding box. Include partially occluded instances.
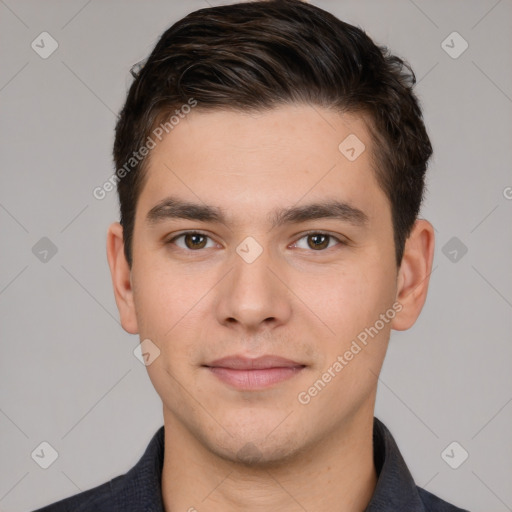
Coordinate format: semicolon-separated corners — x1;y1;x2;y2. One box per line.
32;417;469;511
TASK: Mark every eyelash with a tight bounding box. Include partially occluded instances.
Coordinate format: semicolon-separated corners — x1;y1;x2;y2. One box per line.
166;230;347;252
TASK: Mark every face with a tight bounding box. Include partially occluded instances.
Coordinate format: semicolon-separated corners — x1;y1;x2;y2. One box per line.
118;105;403;465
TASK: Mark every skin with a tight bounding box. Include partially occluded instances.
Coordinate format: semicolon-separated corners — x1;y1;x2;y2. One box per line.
107;104;434;512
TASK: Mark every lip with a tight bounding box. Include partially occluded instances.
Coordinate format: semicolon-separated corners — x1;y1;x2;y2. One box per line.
206;355;304;370
204;355;306;390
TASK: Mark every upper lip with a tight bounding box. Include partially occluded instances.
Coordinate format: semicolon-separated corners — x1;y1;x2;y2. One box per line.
205;355;305;370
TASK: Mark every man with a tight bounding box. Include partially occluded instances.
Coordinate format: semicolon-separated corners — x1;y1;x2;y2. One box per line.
34;0;469;510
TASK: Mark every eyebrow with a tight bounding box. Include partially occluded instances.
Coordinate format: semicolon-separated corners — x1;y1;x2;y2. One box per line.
146;196;368;229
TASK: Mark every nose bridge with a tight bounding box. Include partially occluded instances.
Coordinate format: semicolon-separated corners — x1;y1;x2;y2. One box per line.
214;238;291;330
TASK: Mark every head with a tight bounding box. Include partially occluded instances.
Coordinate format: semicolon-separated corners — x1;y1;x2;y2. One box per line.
114;0;432;269
107;0;434;466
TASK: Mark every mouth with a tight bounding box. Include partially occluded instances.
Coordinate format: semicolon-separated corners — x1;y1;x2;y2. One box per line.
203;355;306;390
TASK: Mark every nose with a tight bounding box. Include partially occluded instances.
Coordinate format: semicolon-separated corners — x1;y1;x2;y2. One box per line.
214;241;292;334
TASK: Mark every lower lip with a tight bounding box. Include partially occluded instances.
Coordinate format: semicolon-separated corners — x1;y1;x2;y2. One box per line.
206;366;304;390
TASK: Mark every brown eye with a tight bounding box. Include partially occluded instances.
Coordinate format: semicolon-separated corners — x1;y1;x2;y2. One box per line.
307;234;330;250
293;232;344;251
184;233;208;249
169;232;214;250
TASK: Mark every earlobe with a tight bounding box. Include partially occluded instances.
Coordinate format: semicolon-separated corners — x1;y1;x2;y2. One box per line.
391;219;435;331
106;222;139;334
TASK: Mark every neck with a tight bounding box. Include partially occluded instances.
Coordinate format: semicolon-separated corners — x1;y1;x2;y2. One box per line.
161;407;377;512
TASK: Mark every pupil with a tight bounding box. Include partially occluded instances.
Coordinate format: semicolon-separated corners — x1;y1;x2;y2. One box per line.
310;234;328;250
186;234;205;249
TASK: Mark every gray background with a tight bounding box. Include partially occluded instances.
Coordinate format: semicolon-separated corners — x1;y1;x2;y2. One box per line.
1;1;511;511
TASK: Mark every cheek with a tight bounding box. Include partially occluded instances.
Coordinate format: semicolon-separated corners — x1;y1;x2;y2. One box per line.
131;256;215;361
130;255;188;338
296;261;392;342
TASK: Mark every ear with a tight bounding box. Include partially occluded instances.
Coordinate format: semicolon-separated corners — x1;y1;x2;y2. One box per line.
106;222;139;334
391;219;435;331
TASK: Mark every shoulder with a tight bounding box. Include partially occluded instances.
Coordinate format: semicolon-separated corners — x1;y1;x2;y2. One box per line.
31;474;124;511
417;486;471;512
31;425;165;512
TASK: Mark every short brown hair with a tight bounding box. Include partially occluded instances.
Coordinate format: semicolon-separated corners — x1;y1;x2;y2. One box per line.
113;0;433;267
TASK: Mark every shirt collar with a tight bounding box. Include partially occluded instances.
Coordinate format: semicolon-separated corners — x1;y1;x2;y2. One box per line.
365;417;426;511
111;424;165;511
112;418;428;511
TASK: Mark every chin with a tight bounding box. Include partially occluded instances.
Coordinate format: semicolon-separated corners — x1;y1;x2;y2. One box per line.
203;418;307;469
214;437;305;469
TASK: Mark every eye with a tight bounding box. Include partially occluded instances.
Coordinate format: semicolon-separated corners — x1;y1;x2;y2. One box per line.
292;232;345;251
167;231;217;250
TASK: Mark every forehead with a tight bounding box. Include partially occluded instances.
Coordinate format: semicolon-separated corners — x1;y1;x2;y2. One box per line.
136;104;389;225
